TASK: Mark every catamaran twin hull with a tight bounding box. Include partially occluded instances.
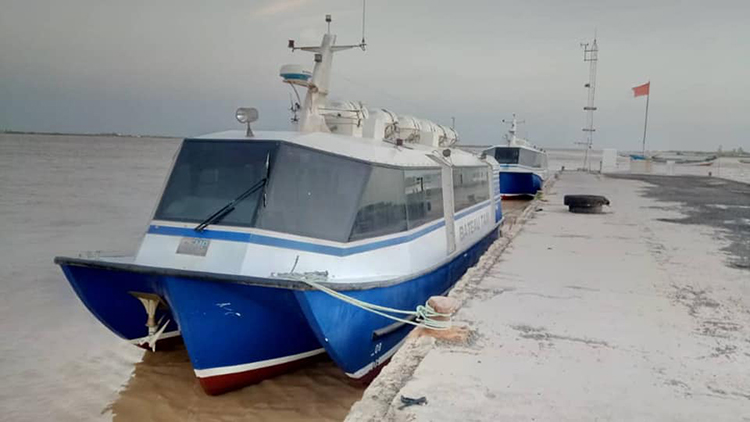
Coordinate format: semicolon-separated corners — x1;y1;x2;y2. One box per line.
485;146;548;197
57;215;500;394
56;134;503;395
499;167;544;197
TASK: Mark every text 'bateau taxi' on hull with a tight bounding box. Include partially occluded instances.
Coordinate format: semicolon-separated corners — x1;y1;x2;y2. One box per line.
55;15;504;395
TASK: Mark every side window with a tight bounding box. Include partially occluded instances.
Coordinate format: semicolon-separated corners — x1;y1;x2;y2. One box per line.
519;148;529;167
519;148;541;168
453;167;489;212
405;169;443;229
350;166;408;241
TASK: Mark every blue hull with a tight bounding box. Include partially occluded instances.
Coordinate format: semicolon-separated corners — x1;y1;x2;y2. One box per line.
295;226;500;380
60;264;180;342
58;263;323;395
58;201;504;391
499;171;543;196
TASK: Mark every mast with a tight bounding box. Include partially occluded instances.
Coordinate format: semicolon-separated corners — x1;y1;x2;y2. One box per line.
502;113;524;146
288;15;366;133
580;36;598;171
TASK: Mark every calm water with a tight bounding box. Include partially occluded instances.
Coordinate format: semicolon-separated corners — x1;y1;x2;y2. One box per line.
1;134;748;421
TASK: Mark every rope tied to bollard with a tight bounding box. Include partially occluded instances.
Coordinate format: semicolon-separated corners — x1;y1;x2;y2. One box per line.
278;268;452;330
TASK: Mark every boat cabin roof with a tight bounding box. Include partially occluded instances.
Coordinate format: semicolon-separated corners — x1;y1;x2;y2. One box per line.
197;130;493;169
485;144;544;153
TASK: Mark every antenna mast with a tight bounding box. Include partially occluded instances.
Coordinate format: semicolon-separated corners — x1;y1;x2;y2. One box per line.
580;35;598;171
287;15;366;133
502;113;525;146
361;0;367;47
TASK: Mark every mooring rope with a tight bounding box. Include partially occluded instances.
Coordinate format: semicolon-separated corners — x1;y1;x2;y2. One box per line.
290;275;452;331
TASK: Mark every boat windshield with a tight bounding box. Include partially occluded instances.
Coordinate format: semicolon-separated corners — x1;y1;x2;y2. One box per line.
155;139;489;243
155;140;277;228
493;147;520;164
492;147;545;169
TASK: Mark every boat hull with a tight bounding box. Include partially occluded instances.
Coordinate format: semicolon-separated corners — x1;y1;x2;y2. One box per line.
162;276;324;395
60;263;181;346
294;226;500;380
57;261;324;395
499;171;543;197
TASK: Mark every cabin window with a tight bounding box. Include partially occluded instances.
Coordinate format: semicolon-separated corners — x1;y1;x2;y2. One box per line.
349;166;408;241
493;147;520;164
154;140;278;226
257;144;369;242
453;167;489;212
156;139;452;243
405;169;443;230
519;148;542;168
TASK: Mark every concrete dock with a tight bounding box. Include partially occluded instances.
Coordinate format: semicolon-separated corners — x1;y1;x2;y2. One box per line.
347;172;750;421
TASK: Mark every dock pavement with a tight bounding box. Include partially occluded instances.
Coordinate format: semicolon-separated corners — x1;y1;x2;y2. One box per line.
347;171;750;421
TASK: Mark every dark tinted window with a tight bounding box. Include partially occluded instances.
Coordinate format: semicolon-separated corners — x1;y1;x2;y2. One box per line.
493;147;520;164
156;139;448;243
350;167;407;241
453;167;489;212
405;169;443;229
154;140;277;226
257;144;370;242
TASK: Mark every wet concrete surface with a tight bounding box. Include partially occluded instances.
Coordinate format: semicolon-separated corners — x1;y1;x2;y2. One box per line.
609;174;750;270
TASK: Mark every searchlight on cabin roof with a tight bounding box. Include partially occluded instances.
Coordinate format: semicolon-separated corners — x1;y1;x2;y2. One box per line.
235;107;259;137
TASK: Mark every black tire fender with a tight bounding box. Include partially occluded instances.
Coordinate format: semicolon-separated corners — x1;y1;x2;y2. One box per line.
564;195;610;213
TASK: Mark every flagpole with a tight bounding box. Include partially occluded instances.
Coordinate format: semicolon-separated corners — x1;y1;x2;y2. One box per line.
641;88;650;155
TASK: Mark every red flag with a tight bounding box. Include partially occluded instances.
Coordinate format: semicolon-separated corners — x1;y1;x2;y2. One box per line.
632;82;650;97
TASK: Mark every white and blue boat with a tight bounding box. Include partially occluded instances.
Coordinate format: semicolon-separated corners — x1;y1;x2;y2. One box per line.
482;115;548;197
55;16;503;395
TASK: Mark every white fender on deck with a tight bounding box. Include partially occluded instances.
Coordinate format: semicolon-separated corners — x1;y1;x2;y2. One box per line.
323;100;368;137
444;126;459;146
437;124;459;147
362;108;398;141
317;102;460;148
397;115;422;143
435;124;448;146
417;119;441;148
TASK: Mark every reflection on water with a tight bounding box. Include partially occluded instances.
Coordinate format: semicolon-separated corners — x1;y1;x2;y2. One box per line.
109;342;363;422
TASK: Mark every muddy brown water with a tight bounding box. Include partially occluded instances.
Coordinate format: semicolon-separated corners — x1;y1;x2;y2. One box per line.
111;346;361;421
0;134;363;421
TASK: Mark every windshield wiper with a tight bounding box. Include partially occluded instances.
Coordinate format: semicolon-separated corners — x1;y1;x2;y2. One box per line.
193;177;267;232
261;151;271;207
193;152;272;232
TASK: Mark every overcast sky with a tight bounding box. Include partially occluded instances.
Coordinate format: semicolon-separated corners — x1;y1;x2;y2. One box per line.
1;0;748;151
